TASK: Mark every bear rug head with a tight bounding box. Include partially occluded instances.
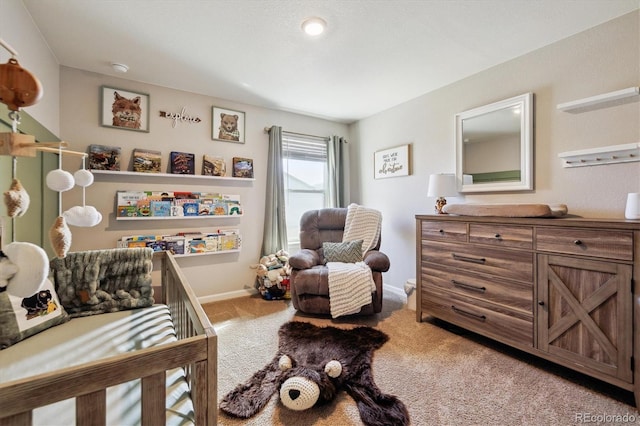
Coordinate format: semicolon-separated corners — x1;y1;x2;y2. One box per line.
219;321;409;426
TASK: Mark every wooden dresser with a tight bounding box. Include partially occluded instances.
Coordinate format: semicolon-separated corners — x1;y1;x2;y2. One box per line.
416;214;640;406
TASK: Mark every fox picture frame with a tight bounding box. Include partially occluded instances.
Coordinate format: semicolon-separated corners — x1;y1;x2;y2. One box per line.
100;85;150;132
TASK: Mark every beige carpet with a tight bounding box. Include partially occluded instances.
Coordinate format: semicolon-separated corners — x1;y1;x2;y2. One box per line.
203;291;636;425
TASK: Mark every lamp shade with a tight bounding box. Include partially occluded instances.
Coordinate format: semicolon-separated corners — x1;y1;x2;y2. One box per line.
427;173;457;197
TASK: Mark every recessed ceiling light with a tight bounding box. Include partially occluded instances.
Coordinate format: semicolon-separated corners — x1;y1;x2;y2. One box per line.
111;62;129;73
301;17;326;36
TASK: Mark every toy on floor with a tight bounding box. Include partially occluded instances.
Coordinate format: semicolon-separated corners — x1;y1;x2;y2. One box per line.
220;321;410;425
251;249;291;300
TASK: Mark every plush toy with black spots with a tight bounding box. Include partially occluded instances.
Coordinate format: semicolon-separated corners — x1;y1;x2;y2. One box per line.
220;321;409;426
21;289;52;317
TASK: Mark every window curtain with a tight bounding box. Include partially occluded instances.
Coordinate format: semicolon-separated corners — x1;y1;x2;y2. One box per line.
261;126;288;255
327;135;349;208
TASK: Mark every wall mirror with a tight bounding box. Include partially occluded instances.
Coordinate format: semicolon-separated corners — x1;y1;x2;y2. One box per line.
455;92;533;193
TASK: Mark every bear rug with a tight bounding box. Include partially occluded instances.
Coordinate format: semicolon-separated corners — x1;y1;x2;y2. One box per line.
220;321;409;426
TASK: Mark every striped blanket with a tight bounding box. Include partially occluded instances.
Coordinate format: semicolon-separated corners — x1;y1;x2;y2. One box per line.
328;204;382;318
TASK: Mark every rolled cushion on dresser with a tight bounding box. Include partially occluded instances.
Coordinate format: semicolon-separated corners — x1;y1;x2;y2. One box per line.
442;203;568;217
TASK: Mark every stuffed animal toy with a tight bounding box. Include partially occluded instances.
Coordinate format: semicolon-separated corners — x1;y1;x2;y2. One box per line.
0;241;48;297
220;321;410;426
3;178;30;217
252;250;292;299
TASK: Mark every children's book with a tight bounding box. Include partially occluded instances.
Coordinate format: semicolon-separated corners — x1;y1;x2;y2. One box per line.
150;200;171;217
170;151;195;174
202;155;226;176
132;149;161;173
232;157;253;178
89;144;121;171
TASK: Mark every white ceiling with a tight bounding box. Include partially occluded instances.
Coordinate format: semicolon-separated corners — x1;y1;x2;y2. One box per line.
22;0;639;123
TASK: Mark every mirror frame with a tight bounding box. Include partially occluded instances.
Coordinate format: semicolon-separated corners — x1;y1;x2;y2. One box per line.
455;92;533;193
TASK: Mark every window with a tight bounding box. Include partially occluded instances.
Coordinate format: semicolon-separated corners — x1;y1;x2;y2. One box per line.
282;132;329;248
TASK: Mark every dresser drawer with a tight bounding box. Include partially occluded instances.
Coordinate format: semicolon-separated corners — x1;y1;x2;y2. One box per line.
421;220;467;242
421;266;532;313
469;224;533;249
422;286;533;347
421;240;533;282
536;227;633;261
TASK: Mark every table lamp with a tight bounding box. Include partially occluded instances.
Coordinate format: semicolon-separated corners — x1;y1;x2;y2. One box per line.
427;173;457;214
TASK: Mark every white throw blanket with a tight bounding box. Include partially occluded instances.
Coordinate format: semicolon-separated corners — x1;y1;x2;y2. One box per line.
328;204;382;318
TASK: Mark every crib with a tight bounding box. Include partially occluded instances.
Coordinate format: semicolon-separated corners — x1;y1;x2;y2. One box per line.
0;250;217;425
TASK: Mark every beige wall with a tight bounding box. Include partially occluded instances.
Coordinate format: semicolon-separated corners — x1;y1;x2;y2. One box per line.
59;67;348;299
350;11;640;292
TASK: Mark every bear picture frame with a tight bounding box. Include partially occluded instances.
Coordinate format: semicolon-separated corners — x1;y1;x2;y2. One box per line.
100;85;150;132
212;106;245;143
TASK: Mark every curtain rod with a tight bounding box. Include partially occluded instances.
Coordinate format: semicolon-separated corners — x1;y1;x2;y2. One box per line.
263;126;340;142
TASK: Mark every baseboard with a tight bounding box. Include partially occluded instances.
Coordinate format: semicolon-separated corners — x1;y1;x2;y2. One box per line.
198;288;256;305
198;284;406;305
384;283;407;302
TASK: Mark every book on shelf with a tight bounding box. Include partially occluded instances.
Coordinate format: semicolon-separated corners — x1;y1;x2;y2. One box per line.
202;155;226;176
132;148;161;173
136;199;151;217
169;151;195;174
116;230;239;255
117;191;146;206
88;144;121;171
232;157;253;178
115;191;242;217
150;200;171;217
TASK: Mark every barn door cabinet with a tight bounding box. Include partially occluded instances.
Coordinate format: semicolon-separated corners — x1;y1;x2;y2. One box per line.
416;215;640;406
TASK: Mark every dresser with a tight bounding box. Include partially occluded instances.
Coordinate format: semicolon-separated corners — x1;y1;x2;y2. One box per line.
416;215;640;406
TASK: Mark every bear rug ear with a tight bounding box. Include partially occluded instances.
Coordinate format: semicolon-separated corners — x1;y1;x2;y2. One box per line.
219;357;284;418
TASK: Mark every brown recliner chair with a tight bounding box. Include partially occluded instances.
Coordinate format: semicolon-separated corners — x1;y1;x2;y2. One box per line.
288;207;390;316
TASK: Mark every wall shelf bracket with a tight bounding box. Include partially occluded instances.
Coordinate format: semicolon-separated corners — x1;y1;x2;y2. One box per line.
558;142;640;168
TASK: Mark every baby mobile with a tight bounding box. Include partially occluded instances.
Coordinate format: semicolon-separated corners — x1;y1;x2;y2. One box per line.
0;38;100;297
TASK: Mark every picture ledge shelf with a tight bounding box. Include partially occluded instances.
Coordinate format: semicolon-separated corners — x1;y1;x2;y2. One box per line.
173;249;240;258
557;87;639;112
558;142;640;168
116;214;242;221
90;169;254;181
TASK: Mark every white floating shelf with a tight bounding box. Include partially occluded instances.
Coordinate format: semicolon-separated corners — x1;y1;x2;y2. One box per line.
173;249;240;258
557;87;639;112
91;169;254;181
558;142;640;168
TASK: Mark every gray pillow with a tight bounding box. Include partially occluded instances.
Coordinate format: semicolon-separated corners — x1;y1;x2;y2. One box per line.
323;240;363;263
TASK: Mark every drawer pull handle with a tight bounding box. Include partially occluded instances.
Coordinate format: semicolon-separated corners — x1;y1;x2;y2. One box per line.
452;253;486;264
494;234;501;239
451;305;486;321
573;239;583;245
452;280;486;293
538;301;545;306
439;229;445;234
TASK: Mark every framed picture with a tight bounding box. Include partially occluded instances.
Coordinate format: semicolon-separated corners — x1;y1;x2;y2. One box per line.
212;106;245;143
232;157;253;178
374;144;411;179
100;85;150;132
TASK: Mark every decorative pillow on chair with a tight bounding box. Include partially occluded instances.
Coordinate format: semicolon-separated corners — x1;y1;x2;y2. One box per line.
0;278;69;350
323;240;363;263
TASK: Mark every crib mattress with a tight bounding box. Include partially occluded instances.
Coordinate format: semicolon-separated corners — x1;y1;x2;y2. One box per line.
0;304;194;425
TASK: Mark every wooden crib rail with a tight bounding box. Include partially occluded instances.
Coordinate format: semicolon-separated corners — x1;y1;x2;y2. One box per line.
0;251;217;426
